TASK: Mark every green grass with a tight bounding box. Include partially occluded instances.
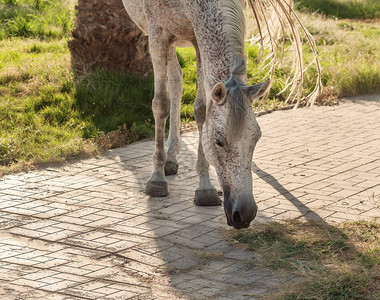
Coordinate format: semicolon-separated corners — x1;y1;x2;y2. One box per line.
304;15;380;99
0;39;89;168
0;0;73;40
0;0;380;173
75;70;154;136
0;37;155;173
229;220;380;300
295;0;380;19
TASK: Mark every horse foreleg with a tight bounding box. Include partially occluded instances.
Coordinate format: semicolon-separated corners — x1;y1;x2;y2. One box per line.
193;45;221;206
165;46;183;176
145;27;171;197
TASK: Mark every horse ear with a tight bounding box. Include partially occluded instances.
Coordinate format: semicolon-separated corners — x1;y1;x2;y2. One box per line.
211;82;227;104
244;79;271;101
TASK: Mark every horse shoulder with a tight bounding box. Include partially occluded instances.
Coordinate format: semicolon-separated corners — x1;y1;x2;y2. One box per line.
124;0;195;42
122;0;149;33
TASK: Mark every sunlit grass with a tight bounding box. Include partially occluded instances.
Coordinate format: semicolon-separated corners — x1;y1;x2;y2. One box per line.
0;0;74;40
0;38;93;171
295;0;380;19
0;38;154;174
304;14;380;98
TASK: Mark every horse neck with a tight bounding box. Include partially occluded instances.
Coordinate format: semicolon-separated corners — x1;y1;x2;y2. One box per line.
192;0;229;81
187;0;245;87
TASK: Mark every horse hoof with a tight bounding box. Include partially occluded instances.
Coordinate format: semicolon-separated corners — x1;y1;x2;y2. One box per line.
145;181;168;197
164;160;178;176
194;189;222;206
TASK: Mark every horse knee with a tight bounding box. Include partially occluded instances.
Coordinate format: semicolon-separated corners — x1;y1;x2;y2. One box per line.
152;94;170;120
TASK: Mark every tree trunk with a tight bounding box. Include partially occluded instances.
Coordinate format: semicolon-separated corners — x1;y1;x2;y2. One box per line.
68;0;152;76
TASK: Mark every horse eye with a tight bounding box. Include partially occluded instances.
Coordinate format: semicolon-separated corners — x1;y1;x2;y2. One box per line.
215;139;224;147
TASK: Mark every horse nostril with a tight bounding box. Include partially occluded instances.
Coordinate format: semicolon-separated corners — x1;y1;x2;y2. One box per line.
229;199;257;229
232;211;243;227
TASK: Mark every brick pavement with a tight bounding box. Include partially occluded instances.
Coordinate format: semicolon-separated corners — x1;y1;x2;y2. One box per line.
0;95;379;299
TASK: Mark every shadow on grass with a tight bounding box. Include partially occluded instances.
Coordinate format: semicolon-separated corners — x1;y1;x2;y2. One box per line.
73;69;155;141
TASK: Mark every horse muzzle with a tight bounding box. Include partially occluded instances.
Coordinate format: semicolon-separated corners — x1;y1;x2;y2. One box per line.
224;190;258;229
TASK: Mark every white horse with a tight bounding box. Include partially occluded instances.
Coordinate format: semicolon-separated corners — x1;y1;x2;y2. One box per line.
122;0;320;229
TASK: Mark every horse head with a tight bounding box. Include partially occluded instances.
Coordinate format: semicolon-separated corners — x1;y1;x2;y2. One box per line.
202;75;270;229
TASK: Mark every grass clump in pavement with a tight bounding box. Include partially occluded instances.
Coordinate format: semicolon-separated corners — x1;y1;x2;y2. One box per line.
229;220;380;300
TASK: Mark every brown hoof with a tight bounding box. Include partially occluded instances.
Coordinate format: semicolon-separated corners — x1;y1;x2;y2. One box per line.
164;160;179;176
194;189;222;206
145;181;168;197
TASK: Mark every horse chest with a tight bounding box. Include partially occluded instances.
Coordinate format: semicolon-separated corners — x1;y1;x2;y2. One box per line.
154;3;195;41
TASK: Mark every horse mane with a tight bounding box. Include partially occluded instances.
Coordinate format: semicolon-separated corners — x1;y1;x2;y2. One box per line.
217;0;322;137
220;0;250;138
220;0;246;64
221;0;322;107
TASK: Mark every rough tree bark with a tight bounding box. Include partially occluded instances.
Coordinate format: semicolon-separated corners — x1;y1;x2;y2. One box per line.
68;0;152;76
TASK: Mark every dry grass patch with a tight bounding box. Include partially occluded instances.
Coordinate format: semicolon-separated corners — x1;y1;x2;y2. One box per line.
227;219;380;299
195;250;224;261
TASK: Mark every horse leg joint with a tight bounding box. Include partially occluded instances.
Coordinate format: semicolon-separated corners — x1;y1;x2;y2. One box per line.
152;94;170;121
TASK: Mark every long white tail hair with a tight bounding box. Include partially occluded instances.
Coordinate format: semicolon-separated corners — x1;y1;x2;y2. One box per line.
247;0;322;106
